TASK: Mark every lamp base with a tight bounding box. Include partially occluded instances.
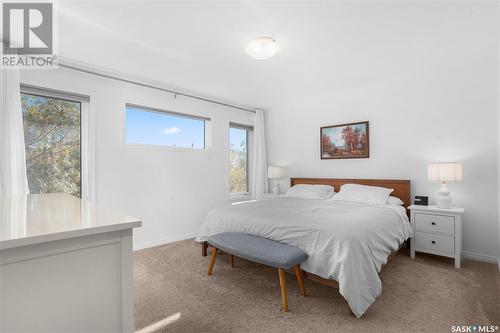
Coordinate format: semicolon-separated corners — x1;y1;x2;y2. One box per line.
436;182;452;209
272;180;280;195
437;196;452;209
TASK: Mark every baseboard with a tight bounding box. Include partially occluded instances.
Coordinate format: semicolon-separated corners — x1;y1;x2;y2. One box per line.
133;232;197;251
133;236;500;268
461;251;498;263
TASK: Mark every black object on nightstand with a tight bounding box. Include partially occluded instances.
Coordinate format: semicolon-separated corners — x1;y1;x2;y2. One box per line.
414;196;428;206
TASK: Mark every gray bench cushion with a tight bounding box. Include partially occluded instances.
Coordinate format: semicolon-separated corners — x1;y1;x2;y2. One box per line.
207;232;307;269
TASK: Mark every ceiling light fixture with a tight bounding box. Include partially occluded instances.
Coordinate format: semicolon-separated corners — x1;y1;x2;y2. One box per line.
244;36;279;60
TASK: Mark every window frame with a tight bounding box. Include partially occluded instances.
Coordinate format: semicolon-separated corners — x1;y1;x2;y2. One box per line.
20;84;91;199
228;123;253;199
123;103;211;152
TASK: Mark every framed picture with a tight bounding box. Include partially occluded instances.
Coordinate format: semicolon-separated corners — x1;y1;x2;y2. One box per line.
320;121;369;159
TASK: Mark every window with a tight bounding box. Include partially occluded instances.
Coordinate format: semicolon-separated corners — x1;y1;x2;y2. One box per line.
229;125;251;195
125;105;208;149
21;92;82;197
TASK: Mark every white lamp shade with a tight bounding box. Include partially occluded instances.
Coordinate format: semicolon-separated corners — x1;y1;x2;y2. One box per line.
428;162;463;182
244;37;279;60
268;166;285;179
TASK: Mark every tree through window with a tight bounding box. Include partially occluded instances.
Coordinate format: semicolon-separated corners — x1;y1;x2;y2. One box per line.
21;93;81;197
229;125;250;194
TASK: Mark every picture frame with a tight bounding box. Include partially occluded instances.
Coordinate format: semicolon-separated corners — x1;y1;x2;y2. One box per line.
320;121;369;159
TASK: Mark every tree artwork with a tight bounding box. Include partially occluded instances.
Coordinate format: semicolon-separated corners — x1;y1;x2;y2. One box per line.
320;121;369;159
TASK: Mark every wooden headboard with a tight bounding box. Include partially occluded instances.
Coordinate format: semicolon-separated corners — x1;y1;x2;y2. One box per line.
290;178;411;210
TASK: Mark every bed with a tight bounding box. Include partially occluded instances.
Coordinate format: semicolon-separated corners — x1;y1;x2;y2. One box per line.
196;178;412;317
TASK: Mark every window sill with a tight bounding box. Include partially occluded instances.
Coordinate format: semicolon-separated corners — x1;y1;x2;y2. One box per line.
123;143;210;153
229;193;252;203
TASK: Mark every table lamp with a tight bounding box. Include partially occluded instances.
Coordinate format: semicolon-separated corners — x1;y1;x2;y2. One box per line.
268;166;286;195
428;162;462;209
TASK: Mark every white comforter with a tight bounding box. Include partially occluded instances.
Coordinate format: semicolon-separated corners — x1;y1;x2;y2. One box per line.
195;197;412;318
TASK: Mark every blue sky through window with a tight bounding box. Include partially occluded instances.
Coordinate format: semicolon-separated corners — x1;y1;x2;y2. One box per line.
125;106;205;148
229;127;247;152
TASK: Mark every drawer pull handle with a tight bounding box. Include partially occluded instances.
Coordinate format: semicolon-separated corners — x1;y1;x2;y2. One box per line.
431;240;436;244
431;222;436;225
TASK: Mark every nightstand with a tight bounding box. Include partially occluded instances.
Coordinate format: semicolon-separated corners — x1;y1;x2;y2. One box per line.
409;205;464;268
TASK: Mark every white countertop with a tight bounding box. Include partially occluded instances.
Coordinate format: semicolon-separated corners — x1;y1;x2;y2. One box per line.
0;193;142;250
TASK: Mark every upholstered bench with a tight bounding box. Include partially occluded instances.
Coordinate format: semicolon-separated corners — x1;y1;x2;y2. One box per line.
206;232;308;312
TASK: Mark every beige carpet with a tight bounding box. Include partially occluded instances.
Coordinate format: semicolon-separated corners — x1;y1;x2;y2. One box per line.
134;240;500;333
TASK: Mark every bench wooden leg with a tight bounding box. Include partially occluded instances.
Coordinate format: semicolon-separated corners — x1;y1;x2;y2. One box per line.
230;254;234;267
293;265;306;297
278;268;288;312
207;246;218;275
202;242;208;257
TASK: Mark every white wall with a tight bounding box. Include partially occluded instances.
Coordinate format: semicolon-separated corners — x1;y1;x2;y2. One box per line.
19;1;499;261
20;67;253;249
266;2;500;261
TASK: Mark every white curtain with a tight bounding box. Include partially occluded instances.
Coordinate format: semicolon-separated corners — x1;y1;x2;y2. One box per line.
0;66;30;196
251;108;268;200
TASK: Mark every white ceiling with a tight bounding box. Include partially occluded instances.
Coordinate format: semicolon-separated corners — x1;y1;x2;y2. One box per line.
55;1;497;110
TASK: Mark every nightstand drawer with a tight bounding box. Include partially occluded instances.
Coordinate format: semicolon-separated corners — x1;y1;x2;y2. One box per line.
414;231;454;254
414;213;454;234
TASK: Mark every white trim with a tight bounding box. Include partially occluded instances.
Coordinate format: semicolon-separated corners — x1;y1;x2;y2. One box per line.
133;232;196;251
122;103;212;152
134;237;500;266
19;83;96;201
229;192;250;198
126;103;210;121
123;143;211;153
120;229;134;333
229;193;252;204
19;79;94;101
205;118;212;154
229;122;253;131
227;123;253;199
461;251;498;263
81;100;96;201
20;84;90;103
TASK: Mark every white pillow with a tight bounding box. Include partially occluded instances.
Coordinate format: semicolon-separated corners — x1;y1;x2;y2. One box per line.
285;184;335;199
331;184;393;205
387;196;404;206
